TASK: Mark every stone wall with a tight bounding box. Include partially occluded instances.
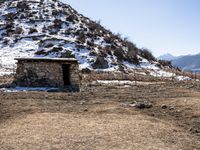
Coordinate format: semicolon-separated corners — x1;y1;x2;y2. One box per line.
14;60;80;88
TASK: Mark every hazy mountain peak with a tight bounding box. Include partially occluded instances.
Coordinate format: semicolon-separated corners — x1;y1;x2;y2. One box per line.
159;53;176;61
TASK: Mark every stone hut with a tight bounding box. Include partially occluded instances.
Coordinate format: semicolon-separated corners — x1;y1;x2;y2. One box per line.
14;58;80;90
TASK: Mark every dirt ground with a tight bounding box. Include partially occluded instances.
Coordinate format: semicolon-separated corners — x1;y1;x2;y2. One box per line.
1;80;200;150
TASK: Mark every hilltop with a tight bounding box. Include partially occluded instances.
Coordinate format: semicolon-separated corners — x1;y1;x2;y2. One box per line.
0;0;176;77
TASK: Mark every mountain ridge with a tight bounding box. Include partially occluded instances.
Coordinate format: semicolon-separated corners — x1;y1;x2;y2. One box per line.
159;53;200;73
159;53;177;61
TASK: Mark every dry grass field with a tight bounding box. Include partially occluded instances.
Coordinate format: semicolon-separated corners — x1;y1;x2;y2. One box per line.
1;78;200;149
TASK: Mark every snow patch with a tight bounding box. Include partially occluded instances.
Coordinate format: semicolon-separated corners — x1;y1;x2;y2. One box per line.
175;76;191;81
150;70;175;78
92;80;137;85
0;87;59;92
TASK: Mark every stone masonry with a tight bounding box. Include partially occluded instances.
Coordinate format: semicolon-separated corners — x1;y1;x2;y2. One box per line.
14;58;80;89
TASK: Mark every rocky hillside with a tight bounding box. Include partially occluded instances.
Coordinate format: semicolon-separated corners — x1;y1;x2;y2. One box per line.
0;0;173;75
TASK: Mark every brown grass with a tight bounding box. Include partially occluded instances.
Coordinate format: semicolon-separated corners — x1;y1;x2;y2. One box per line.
1;80;200;149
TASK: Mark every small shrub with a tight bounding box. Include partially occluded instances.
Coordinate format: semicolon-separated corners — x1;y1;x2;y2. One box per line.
17;1;30;11
86;40;95;47
89;50;97;56
5;23;14;34
92;56;109;69
0;0;5;4
32;36;39;41
42;26;47;33
87;21;99;32
104;36;112;44
99;50;107;57
77;32;86;43
81;68;92;74
126;49;140;65
14;27;23;35
19;14;26;19
158;60;172;68
52;10;59;16
66;15;78;23
76;44;85;50
5;13;16;21
51;46;63;52
53;19;62;29
113;48;124;61
29;28;38;34
44;43;54;48
102;46;112;56
3;38;9;45
35;50;46;55
141;48;156;61
124;40;138;53
61;50;75;58
28;12;34;18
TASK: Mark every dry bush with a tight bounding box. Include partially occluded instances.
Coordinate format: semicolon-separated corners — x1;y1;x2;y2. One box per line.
141;48;156;61
158;60;172;68
17;1;30;11
4;13;16;21
44;43;54;48
104;36;112;44
61;50;75;58
13;27;23;35
86;40;95;47
92;56;109;69
77;32;86;44
126;49;139;65
114;48;124;61
53;19;63;29
35;50;46;55
66;15;78;23
5;23;14;35
29;28;38;34
50;46;63;52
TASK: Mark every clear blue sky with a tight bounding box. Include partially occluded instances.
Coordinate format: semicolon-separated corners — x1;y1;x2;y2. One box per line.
61;0;200;57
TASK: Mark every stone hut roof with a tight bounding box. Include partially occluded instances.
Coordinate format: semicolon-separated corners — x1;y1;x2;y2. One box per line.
15;58;78;63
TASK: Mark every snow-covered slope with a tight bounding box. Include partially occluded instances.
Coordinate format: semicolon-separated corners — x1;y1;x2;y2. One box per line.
0;0;177;76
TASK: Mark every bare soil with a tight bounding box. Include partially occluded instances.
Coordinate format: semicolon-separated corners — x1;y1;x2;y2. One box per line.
1;80;200;150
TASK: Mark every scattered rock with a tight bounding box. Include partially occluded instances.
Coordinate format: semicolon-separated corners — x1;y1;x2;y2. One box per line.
80;101;86;105
189;128;193;132
83;108;88;112
161;104;176;110
169;106;175;110
189;128;200;133
120;103;129;107
130;101;152;109
161;104;167;109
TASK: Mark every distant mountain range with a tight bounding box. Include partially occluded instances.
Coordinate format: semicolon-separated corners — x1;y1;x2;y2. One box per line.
159;53;200;73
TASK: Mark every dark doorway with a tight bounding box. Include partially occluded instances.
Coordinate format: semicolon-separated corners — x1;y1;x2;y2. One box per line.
62;64;71;86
